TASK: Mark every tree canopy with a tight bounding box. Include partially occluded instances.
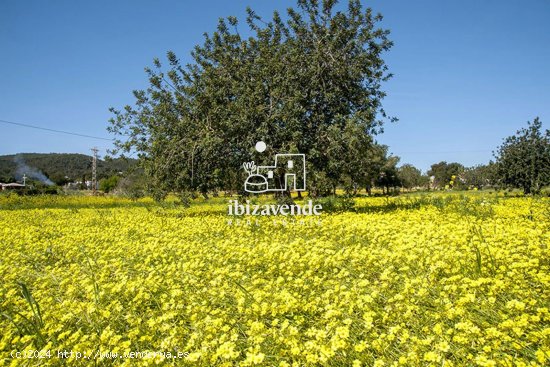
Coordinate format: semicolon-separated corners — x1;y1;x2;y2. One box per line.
108;0;395;198
494;117;550;194
398;164;426;190
427;161;464;189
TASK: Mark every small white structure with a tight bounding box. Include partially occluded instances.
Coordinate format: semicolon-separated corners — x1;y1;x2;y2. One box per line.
1;183;26;191
65;180;98;190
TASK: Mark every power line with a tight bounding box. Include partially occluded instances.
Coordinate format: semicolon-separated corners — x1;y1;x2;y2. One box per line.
0;118;113;141
1;117;495;155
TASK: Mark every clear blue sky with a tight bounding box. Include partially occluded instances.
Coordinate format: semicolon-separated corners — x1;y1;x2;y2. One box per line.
1;0;548;172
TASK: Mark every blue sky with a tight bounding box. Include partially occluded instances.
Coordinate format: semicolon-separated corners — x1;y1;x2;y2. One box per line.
1;0;548;172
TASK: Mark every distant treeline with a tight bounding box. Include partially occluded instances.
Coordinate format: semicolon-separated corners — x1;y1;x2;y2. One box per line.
0;153;136;185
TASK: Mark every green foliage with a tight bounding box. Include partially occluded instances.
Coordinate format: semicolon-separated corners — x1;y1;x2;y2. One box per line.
115;170;147;200
177;191;193;207
375;155;400;193
0;153;135;185
495;117;550;194
24;185;60;196
312;195;355;213
308;170;334;197
2;282;46;348
428;161;464;189
397;163;424;190
108;0;394;198
99;175;120;193
462;162;497;189
276;194;295;206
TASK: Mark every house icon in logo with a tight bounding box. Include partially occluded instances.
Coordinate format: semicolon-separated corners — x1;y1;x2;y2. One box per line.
243;144;306;193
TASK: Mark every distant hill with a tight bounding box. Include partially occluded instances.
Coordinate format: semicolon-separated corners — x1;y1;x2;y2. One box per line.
0;153;137;185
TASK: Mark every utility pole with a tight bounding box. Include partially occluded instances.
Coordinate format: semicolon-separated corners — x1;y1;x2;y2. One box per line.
91;147;98;195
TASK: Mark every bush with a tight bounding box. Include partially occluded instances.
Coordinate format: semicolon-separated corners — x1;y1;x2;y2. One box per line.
99;175;120;193
312;196;355;213
276;194;295;206
114;170;146;200
177;191;193;207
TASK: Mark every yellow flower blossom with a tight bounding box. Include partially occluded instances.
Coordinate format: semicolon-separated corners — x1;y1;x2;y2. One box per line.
0;193;547;366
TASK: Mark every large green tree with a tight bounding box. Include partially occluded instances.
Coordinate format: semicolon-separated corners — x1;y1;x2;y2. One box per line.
108;0;394;198
376;154;400;194
494;117;550;194
463;162;497;190
398;164;424;191
427;161;464;189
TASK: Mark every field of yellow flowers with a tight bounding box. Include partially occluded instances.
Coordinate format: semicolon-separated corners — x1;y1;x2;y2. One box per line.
0;193;549;366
